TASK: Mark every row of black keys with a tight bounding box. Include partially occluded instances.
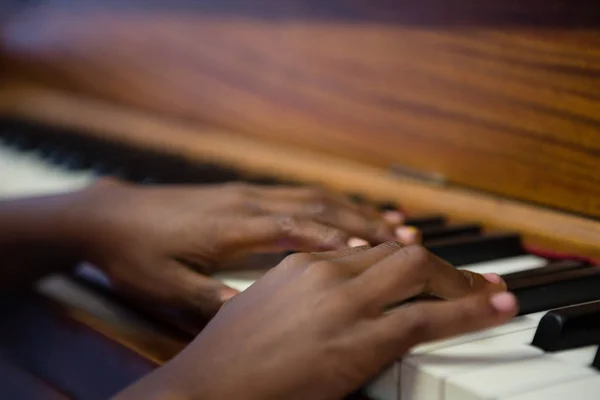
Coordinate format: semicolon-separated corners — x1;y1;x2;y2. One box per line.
6;117;600;363
0;117;535;262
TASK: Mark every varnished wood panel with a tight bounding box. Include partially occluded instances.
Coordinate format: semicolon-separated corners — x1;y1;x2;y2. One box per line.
2;1;600;218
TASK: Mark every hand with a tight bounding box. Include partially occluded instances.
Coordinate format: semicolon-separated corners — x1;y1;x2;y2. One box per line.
114;243;515;400
67;180;417;317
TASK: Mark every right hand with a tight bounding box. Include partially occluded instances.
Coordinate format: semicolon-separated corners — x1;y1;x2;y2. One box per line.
115;243;516;400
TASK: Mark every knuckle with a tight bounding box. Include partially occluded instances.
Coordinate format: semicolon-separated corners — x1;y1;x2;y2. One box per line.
306;186;329;202
284;252;316;267
273;215;300;235
323;228;349;246
225;182;251;202
225;181;250;193
305;200;332;219
455;298;481;321
404;307;431;337
367;220;392;239
401;244;430;266
305;259;341;281
378;240;405;251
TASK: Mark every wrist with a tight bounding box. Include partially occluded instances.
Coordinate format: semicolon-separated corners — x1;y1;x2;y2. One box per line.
0;190;85;249
56;180;128;262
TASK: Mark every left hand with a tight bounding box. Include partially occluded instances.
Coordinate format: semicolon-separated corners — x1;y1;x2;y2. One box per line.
65;179;418;316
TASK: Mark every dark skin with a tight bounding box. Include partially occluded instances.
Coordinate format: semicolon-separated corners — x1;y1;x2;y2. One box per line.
114;243;514;400
0;179;416;316
0;180;515;399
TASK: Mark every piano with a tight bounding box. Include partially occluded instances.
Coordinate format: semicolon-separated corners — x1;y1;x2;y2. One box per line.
1;1;600;399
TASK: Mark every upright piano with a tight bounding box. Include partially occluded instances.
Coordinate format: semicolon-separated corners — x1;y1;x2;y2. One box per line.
1;1;600;399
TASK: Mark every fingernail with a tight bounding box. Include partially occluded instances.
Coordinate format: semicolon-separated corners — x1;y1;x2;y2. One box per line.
482;273;503;284
395;226;419;244
383;211;404;225
220;288;239;303
348;237;370;247
490;292;517;312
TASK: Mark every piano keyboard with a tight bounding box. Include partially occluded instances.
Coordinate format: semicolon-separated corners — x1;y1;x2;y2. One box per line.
2;117;600;400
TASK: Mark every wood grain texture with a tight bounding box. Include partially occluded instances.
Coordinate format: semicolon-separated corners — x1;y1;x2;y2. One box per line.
2;0;600;218
2;84;600;262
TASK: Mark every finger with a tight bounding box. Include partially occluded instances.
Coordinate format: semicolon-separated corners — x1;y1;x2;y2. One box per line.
253;196;397;244
382;210;404;225
348;245;506;309
375;292;518;353
220;215;351;253
395;226;422;245
334;241;407;276
348;237;370;247
159;262;239;317
311;244;373;260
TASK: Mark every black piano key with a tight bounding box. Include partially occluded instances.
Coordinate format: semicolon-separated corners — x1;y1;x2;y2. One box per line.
0;132;19;146
510;267;600;316
137;176;159;185
427;232;524;267
378;201;399;211
60;153;92;170
404;215;447;230
502;260;588;281
421;223;482;243
5;135;35;151
247;176;285;186
91;162;119;176
32;143;56;159
532;301;600;352
350;194;367;204
45;148;72;165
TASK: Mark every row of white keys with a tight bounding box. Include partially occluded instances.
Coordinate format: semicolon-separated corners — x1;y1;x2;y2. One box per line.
440;299;600;400
442;330;599;400
501;375;600;400
0;142;96;199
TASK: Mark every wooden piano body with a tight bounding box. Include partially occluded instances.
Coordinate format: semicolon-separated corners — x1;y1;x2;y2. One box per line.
0;1;599;399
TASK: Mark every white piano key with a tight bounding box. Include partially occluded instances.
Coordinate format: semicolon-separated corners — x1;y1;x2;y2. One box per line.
499;376;600;400
445;355;596;400
419;306;600;400
36;275;161;333
410;313;546;355
458;255;546;275
401;342;543;400
212;270;269;292
365;324;541;400
551;345;598;366
0;145;95;199
363;363;400;400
